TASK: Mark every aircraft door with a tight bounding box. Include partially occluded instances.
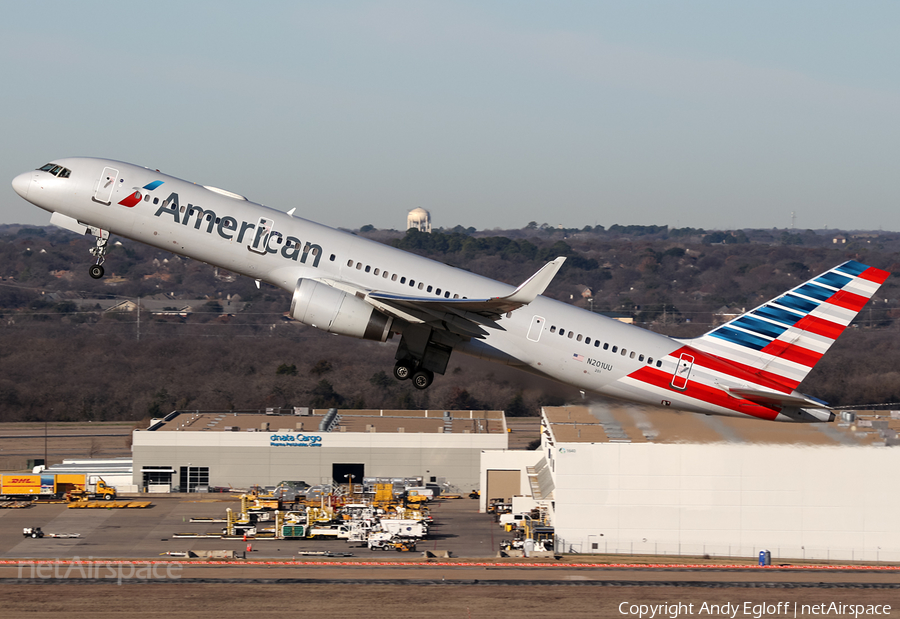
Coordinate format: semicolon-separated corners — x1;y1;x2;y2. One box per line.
526;315;545;342
670;353;694;390
93;167;119;205
248;217;274;254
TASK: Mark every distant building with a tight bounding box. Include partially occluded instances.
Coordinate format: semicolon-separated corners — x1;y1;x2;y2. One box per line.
597;311;633;325
407;208;432;233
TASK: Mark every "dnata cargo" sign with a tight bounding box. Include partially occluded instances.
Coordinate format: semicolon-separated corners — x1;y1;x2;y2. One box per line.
269;433;323;447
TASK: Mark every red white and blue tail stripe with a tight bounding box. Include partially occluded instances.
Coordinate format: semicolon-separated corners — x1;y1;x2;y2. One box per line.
688;260;889;391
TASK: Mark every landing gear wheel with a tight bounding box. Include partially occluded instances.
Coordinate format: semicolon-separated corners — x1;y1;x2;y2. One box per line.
393;360;415;381
411;369;434;390
89;264;105;279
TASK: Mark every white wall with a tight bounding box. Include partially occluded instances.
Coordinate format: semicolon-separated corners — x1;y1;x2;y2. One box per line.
551;442;900;562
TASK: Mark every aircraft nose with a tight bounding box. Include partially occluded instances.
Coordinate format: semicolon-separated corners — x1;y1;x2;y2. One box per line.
11;172;31;199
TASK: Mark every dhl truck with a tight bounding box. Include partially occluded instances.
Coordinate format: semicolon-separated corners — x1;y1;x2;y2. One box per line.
0;474;115;500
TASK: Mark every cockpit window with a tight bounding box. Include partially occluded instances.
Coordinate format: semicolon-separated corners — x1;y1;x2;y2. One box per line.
37;163;71;178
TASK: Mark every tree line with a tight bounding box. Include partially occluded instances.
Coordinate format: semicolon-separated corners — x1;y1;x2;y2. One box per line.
1;223;899;423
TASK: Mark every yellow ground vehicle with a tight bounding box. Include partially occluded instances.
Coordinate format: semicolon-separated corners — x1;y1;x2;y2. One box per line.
66;478;117;501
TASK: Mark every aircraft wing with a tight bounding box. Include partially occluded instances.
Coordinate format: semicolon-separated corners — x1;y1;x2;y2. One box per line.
365;257;566;338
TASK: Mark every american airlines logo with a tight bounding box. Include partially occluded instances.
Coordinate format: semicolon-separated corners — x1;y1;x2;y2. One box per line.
152;191;323;267
118;180;165;208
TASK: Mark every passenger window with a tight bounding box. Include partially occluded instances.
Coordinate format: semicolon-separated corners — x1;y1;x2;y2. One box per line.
594;340;600;347
410;280;416;287
568;332;574;339
330;254;336;262
356;263;362;270
639;354;644;362
603;343;609;350
550;326;556;333
656;360;662;367
427;285;433;293
383;271;388;278
418;283;424;290
559;329;565;336
153;198;159;205
365;265;371;273
435;288;441;295
647;357;653;364
144;194;150;202
585;337;591;345
612;346;618;353
347;260;353;267
576;334;583;342
391;274;397;281
374;268;379;276
621;349;627;356
400;277;406;284
453;294;460;299
630;351;635;359
444;291;450;298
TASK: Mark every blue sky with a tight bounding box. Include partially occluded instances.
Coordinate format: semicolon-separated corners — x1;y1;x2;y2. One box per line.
2;1;898;231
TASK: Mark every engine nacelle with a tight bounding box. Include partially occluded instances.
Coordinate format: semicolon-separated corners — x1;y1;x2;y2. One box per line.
289;279;393;342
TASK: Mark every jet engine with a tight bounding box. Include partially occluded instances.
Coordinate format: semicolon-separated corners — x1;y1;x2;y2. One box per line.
289;279;393;342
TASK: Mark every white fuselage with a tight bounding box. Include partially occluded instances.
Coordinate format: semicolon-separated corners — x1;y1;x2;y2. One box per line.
12;158;828;421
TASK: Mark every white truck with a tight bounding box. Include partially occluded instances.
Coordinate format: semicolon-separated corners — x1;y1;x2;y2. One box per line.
307;524;350;539
378;519;427;538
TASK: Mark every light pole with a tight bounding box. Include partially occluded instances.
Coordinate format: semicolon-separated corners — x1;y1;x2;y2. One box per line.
344;473;355;496
44;409;52;467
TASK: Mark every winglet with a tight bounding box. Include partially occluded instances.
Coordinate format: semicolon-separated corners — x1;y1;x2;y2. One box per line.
503;257;566;305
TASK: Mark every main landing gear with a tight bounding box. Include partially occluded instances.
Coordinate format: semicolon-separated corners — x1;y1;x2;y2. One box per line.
393;360;434;390
87;228;110;279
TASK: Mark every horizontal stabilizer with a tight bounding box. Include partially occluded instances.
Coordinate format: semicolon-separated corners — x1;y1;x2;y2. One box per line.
727;387;829;409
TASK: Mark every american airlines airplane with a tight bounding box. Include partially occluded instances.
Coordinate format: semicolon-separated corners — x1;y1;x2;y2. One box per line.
11;158;889;423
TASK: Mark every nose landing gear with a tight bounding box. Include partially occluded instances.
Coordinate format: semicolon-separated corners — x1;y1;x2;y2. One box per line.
87;227;110;279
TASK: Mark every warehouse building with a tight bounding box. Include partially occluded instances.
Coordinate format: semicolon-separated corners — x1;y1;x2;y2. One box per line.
133;408;506;493
481;404;900;562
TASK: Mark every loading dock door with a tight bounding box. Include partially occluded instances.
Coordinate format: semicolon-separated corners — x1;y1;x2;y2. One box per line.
332;463;365;487
486;470;521;504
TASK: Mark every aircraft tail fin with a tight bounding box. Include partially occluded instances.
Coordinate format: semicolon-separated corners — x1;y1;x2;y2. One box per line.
687;260;889;390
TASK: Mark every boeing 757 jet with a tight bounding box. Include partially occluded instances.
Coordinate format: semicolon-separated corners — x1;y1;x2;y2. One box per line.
11;158;889;422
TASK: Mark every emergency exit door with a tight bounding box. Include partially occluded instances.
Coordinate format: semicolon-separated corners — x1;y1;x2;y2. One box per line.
670;353;694;390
